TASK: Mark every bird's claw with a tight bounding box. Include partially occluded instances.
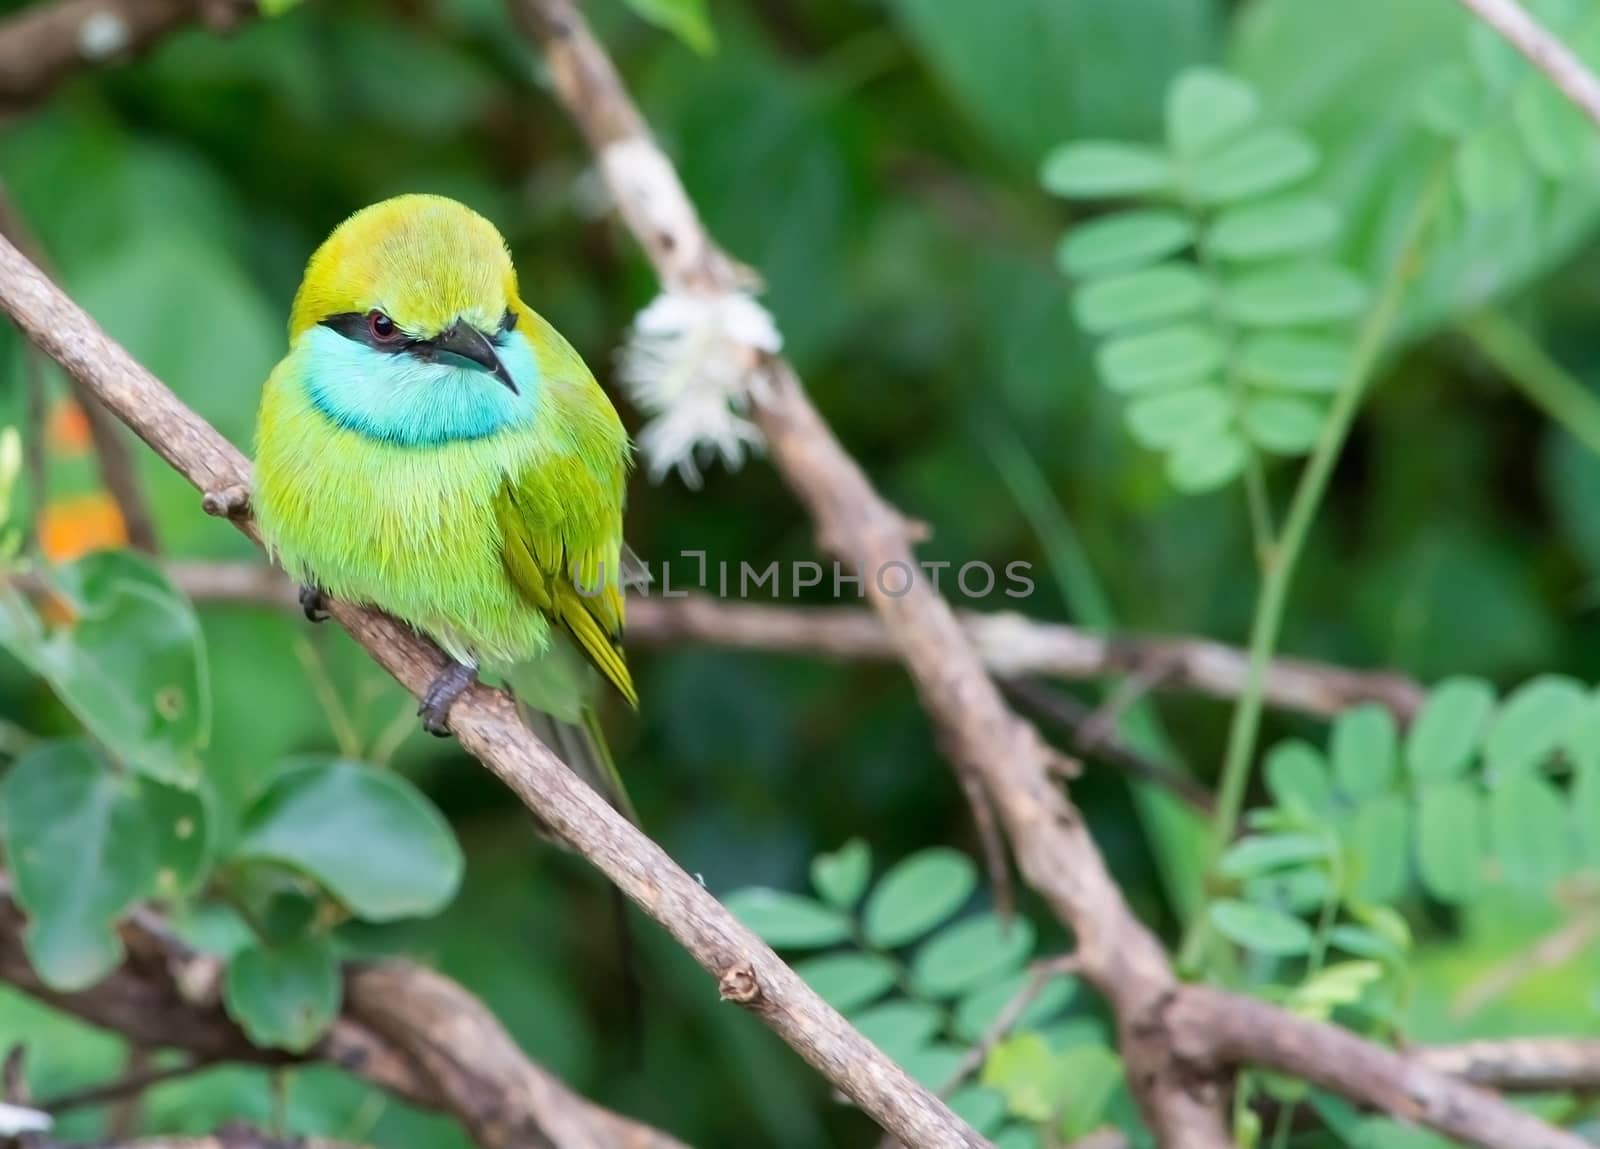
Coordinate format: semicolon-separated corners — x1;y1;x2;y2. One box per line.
418;661;478;738
298;584;330;624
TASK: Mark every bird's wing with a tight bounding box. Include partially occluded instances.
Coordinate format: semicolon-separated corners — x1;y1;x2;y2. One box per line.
494;305;636;708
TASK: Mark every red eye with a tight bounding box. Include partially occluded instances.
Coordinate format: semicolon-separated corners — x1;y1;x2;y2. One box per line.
367;310;399;342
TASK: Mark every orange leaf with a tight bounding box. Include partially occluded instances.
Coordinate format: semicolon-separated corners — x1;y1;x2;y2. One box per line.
40;491;128;563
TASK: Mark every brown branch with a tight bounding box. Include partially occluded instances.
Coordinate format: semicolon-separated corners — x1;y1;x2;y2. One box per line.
158;560;1425;723
1169;988;1591;1149
40;1125;367;1149
0;239;982;1148
0;0;258;111
505;4;1589;1148
1412;1039;1600;1094
0;889;686;1149
1454;0;1600;130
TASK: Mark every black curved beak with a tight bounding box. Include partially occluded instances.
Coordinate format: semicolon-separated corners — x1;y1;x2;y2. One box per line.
431;323;518;394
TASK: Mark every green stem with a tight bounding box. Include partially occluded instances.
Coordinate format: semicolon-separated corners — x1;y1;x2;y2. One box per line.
1462;308;1600;457
1244;457;1277;571
1181;162;1450;970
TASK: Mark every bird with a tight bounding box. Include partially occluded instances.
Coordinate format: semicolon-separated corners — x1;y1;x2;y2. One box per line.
252;193;638;814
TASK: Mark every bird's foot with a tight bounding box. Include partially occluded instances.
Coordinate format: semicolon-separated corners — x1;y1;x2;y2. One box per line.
298;584;330;624
418;661;478;737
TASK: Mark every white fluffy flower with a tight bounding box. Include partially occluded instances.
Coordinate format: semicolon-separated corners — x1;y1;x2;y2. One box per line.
618;290;782;487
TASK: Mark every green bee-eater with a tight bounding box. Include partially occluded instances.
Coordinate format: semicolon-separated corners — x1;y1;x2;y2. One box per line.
254;194;637;810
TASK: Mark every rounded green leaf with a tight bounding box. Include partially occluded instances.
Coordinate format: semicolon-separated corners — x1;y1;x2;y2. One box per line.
852;999;943;1061
811;838;871;909
793;952;897;1011
1223;263;1368;327
1073;263;1212;335
1165;429;1248;493
981;1032;1066;1123
1206;197;1340;262
1415;65;1490;138
1244;865;1333;915
902;1044;967;1090
1058;211;1195;279
1241;395;1324;455
1125;385;1233;449
1416;781;1484;903
1483;674;1587;777
1266;740;1334;821
1574;763;1600;871
223;935;341;1053
862;847;977;947
1331;704;1398;799
1238;334;1348;392
139;778;212;900
1345;794;1410;904
1560;692;1600;774
234;759;463;922
622;0;715;54
1184;129;1318;205
1040;142;1171;199
1097;325;1224;393
948;1085;1008;1137
1455;124;1533;215
955;970;1077;1041
912;913;1035;997
1208;899;1313;956
1166;68;1261;156
1056;1046;1124;1141
1490;775;1572;891
1407;677;1496;781
0;741;158;990
1516;80;1589;178
1218;833;1329;880
723;889;851;948
1328;924;1405;963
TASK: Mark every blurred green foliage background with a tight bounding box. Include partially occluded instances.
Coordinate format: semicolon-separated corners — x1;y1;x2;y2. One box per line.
3;0;1600;1144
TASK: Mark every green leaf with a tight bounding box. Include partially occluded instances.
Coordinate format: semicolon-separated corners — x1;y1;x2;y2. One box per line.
1489;775;1571;891
1407;677;1496;781
902;1044;967;1090
1165;430;1248;493
1166;68;1261;156
1206;197;1339;262
1328;924;1405;963
982;1033;1070;1123
1208;899;1313;956
1072;263;1212;334
1483;674;1587;777
1244;866;1333;915
223;935;340;1053
1266;740;1335;821
1287;961;1384;1020
1346;793;1410;904
1097;326;1225;393
852;1000;943;1061
1415;65;1491;138
862;848;977;947
948;1086;1008;1137
955;971;1077;1041
1223;263;1368;327
621;0;715;54
0;552;208;786
0;741;158;990
1237;334;1348;393
723;889;851;948
793;953;897;1012
1218;833;1329;880
1455;124;1534;215
1040;142;1172;199
1515;80;1590;178
1416;781;1484;903
233;759;463;922
1331;704;1399;799
1573;763;1600;871
1469;19;1528;91
1058;211;1195;279
1184;129;1318;205
140;779;212;901
1241;395;1324;455
1560;692;1600;774
811;838;871;910
1125;385;1233;449
1056;1046;1124;1141
912;913;1035;997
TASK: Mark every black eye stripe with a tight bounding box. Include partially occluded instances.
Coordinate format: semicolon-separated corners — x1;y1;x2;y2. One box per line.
320;312;411;352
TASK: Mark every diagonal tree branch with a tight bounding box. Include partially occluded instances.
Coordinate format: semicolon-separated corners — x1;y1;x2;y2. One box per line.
0;888;689;1149
502;4;1594;1148
0;235;984;1147
1453;0;1600;129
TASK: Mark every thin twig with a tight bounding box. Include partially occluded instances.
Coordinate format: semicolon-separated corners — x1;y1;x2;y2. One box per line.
1453;0;1600;130
1452;910;1600;1019
1463;310;1600;459
39;1056;211;1115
